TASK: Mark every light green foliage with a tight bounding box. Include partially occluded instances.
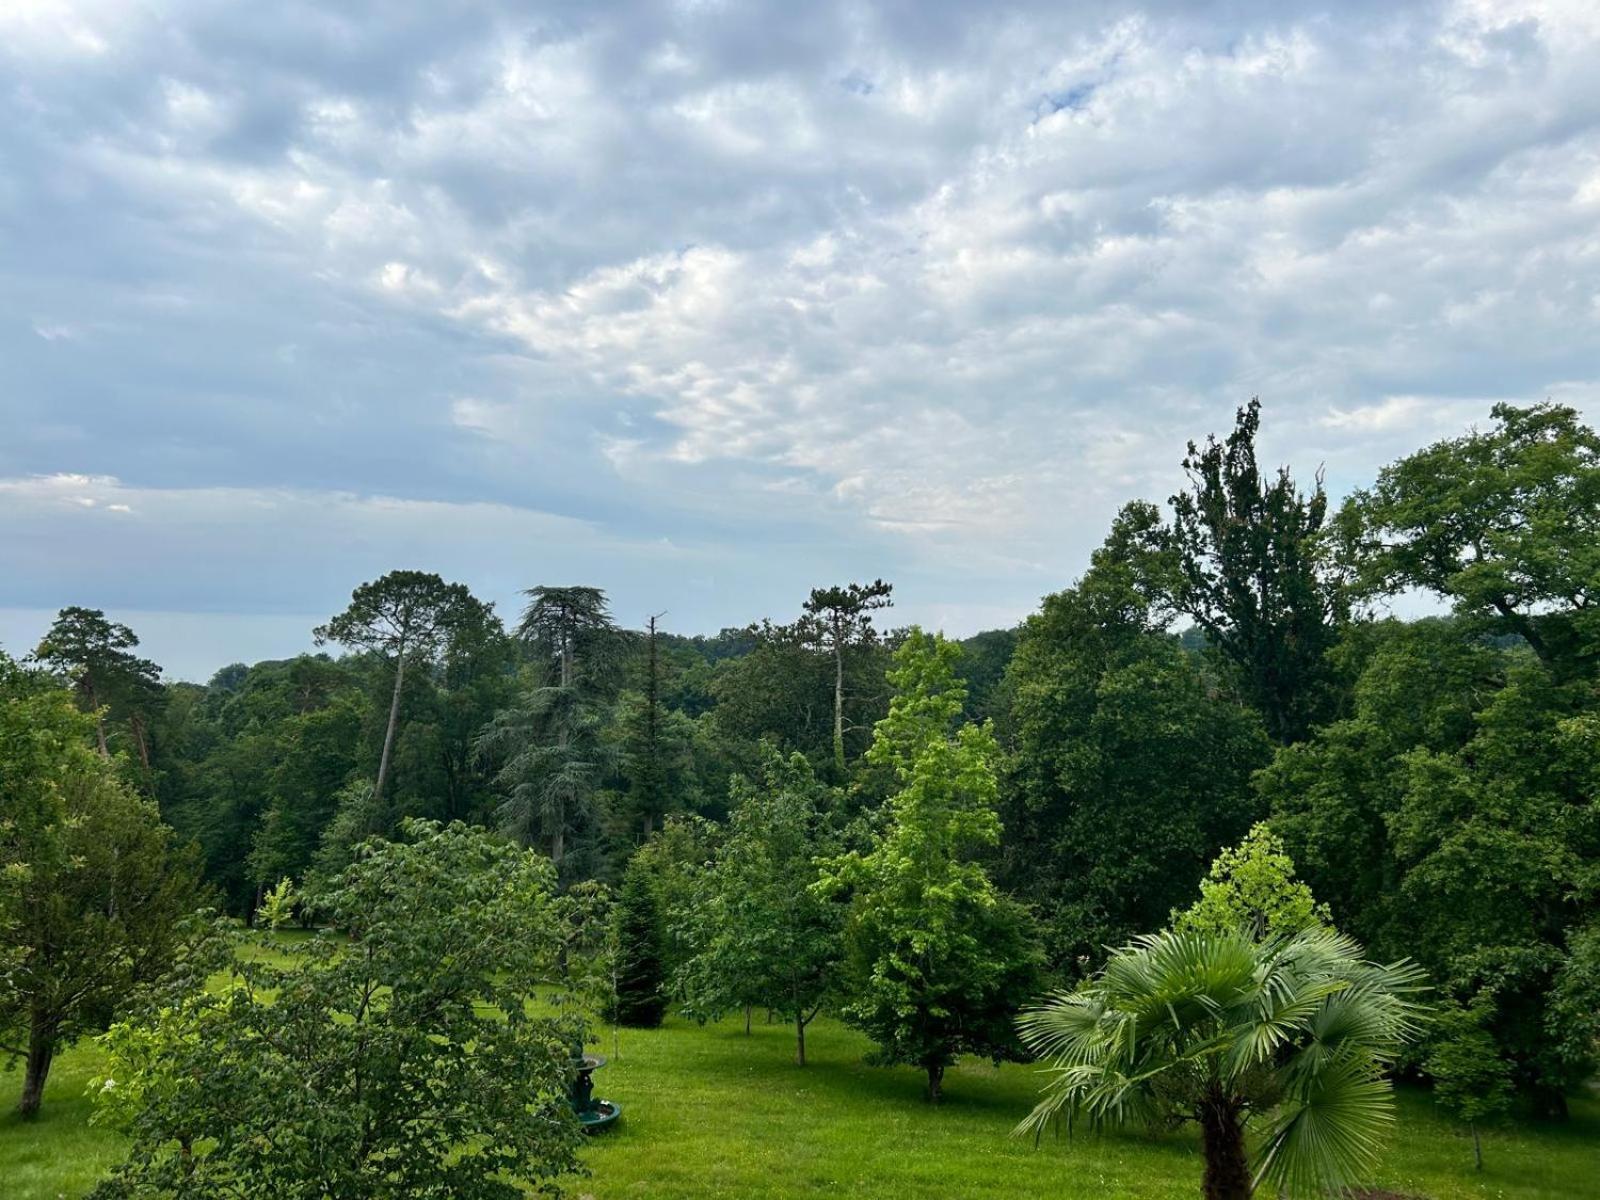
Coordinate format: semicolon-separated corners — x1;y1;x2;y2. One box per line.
0;655;212;1117
1018;928;1427;1200
1174;822;1331;939
1427;999;1514;1168
819;630;1041;1101
677;747;842;1063
9;998;1600;1200
89;820;583;1199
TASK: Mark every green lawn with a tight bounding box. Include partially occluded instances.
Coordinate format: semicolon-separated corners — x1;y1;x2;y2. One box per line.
7;1007;1594;1200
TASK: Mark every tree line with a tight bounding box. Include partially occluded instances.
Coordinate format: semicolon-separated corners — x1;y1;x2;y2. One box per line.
3;398;1598;1198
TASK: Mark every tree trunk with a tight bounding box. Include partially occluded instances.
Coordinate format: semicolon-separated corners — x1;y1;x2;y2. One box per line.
744;1004;752;1036
17;1017;54;1118
1471;1121;1483;1171
831;618;845;774
374;650;406;803
551;826;564;868
1530;1085;1569;1121
1198;1095;1251;1200
130;713;150;770
795;1012;807;1067
90;682;109;758
926;1063;944;1104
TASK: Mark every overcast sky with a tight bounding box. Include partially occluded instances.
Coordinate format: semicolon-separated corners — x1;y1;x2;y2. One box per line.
3;0;1597;680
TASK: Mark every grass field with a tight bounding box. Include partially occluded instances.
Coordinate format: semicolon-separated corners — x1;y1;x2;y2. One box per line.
4;1004;1596;1200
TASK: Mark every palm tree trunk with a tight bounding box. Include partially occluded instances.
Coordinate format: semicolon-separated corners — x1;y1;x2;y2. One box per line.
374;650;406;803
1198;1094;1251;1200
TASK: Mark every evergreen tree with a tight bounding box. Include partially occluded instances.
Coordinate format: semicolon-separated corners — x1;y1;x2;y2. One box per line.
613;856;667;1028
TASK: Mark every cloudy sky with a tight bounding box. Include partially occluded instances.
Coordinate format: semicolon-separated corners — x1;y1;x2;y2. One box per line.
3;0;1598;679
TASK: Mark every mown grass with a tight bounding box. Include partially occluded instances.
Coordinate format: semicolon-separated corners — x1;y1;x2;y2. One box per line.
4;950;1596;1199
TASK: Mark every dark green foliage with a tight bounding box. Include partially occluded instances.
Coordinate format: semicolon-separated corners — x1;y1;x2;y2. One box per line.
801;580;894;773
479;673;613;874
1263;623;1600;1114
1000;513;1269;968
518;585;630;694
89;821;583;1199
314;569;496;805
613;856;668;1028
955;627;1017;723
1168;399;1346;742
0;654;212;1117
1347;401;1600;677
630;815;723;983
34;607;163;771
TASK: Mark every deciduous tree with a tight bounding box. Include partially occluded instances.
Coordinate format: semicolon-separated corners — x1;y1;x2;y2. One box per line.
90;821;584;1199
678;747;842;1065
819;630;1041;1101
1168;399;1346;742
0;655;211;1117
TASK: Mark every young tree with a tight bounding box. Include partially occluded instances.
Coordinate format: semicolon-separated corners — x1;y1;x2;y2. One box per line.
34;606;162;761
1174;822;1331;940
0;655;211;1117
90;821;585;1199
1427;1000;1513;1171
818;630;1041;1101
313;570;491;805
1017;928;1426;1200
612;855;667;1028
1168;399;1346;743
678;748;842;1065
801;580;894;773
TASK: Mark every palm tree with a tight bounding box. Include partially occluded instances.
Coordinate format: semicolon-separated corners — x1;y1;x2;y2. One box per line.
1015;928;1426;1200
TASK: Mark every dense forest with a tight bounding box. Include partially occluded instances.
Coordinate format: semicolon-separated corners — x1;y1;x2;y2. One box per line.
5;399;1598;1197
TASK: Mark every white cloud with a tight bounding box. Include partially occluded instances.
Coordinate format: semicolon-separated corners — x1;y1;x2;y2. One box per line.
3;0;1599;652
